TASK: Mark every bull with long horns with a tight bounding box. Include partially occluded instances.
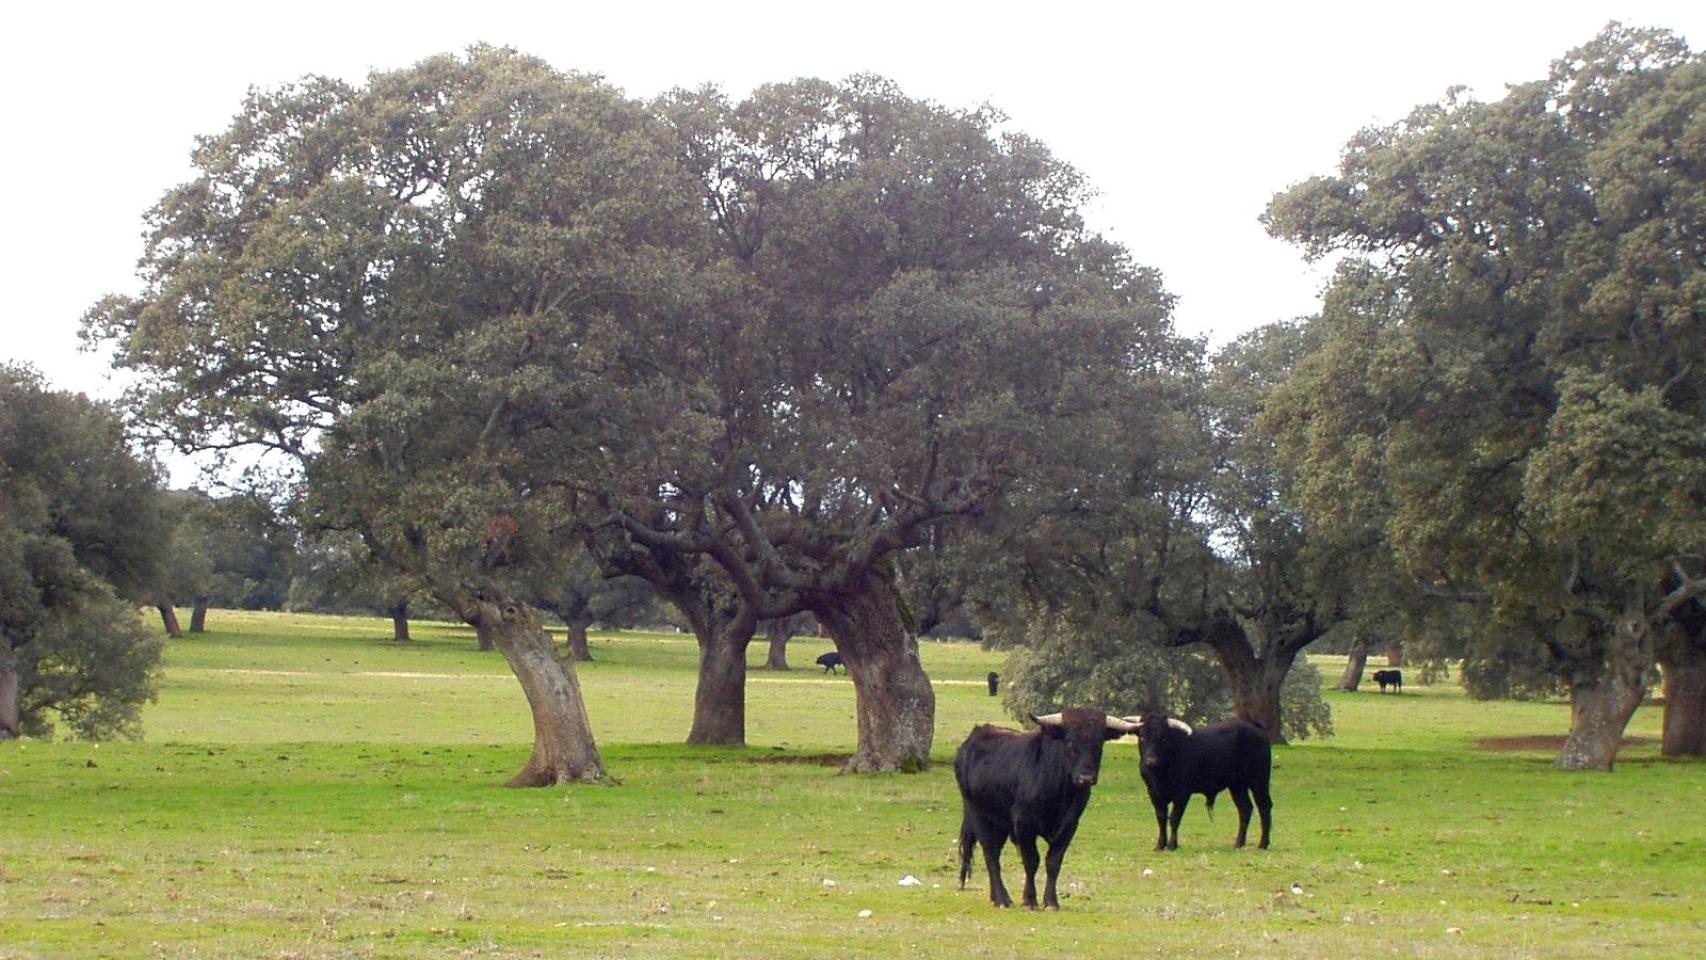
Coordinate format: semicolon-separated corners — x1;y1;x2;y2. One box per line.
954;709;1139;909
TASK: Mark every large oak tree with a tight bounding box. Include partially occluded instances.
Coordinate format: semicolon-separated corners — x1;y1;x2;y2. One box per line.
578;78;1183;771
972;323;1348;742
1264;25;1706;768
85;47;702;784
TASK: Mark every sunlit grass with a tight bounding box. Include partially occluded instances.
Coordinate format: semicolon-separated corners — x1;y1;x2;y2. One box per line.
1;611;1700;959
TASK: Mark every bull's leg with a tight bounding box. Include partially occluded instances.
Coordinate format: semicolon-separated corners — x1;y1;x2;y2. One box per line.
1166;798;1189;850
957;815;976;889
1252;783;1274;849
1230;787;1253;848
1040;835;1074;909
1150;800;1169;851
1013;833;1043;910
978;833;1013;907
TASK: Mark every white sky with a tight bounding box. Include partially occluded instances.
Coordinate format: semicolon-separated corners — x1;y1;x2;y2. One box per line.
7;1;1704;403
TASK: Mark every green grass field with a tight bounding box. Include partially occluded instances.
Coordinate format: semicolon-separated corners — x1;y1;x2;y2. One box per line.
3;611;1702;959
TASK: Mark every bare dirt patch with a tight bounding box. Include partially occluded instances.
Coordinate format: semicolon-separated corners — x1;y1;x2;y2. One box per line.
210;668;506;680
748;753;849;766
1478;735;1656;752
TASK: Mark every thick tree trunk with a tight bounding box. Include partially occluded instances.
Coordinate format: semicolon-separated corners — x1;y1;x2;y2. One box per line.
650;586;755;746
1659;635;1706;758
0;652;20;740
1232;663;1291;744
564;617;594;662
1207;627;1294;745
189;597;209;634
811;577;936;773
467;597;605;786
472;619;497;652
1385;638;1404;667
389;600;411;642
1339;637;1372;692
687;621;752;746
763;618;792;670
157;603;183;639
1557;602;1653;771
1559;681;1644;771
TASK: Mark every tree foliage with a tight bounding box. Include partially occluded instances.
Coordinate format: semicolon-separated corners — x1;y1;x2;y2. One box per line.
287;529;420;616
156;490;297;620
0;365;167;739
998;607;1333;742
967;319;1348;742
1264;23;1706;767
83;46;702;783
571;77;1187;770
88;52;1189;775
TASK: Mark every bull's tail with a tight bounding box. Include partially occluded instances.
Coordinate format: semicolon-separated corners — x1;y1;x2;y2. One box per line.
957;815;975;889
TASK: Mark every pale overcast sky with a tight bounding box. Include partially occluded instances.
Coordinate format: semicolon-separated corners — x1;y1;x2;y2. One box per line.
8;1;1705;402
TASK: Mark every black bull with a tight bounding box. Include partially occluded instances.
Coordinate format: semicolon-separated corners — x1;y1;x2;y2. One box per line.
1134;713;1273;851
955;709;1139;909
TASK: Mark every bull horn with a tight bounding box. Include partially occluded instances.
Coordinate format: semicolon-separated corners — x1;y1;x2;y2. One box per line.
1106;716;1140;735
1032;713;1063;727
1168;719;1195;735
1121;715;1144;726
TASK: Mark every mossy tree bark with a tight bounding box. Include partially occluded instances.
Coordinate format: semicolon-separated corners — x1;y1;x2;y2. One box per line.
467;596;606;786
1339;636;1371;692
811;576;935;773
0;654;19;739
1659;607;1706;758
763;618;793;670
388;600;411;642
1556;603;1653;772
156;603;182;639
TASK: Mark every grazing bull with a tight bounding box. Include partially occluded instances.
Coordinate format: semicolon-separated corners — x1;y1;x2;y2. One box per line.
1373;669;1403;693
1131;711;1273;851
987;672;1001;696
816;651;845;674
955;709;1139;909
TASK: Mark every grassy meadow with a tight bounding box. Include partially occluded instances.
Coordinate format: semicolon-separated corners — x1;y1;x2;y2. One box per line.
2;611;1703;959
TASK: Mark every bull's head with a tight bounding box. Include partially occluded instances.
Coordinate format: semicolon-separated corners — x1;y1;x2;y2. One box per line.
1125;712;1193;770
1033;710;1141;787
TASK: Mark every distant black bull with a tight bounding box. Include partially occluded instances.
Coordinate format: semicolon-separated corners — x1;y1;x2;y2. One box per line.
816;651;845;674
986;672;1000;696
955;709;1139;909
1373;669;1403;693
1132;711;1273;851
